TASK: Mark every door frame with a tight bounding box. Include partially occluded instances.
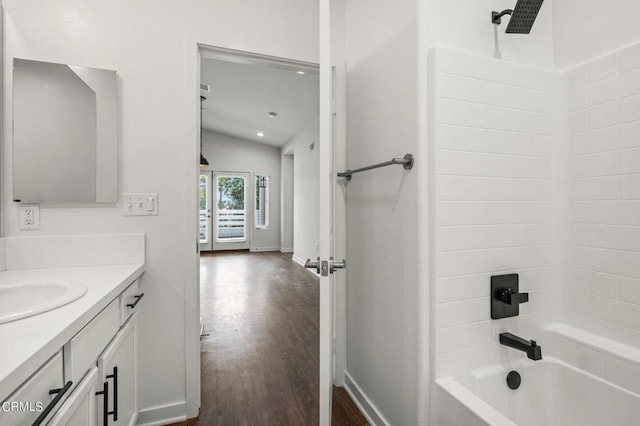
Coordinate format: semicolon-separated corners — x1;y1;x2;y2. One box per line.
199;170;212;252
189;43;347;423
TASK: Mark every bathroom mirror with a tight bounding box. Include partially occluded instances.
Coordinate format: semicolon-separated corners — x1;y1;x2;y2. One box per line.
13;58;118;204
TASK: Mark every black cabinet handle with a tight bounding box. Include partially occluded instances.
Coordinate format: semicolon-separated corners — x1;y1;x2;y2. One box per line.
95;381;109;426
32;380;73;426
107;366;118;421
127;293;144;309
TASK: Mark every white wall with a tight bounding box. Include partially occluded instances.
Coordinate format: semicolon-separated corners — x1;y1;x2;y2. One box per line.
431;47;555;380
553;0;640;70
342;0;420;424
280;154;294;251
565;43;640;346
2;0;318;423
202;130;282;252
425;0;554;70
282;119;319;266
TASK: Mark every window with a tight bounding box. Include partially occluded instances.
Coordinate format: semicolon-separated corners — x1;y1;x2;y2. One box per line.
255;175;269;229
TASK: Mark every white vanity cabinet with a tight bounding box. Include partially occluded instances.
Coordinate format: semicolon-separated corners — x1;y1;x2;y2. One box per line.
96;313;138;426
55;280;142;426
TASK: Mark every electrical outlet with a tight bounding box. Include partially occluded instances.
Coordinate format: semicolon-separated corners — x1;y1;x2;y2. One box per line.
19;204;40;230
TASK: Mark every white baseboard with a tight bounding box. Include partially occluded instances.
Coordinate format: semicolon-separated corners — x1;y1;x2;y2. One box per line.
292;255;306;267
344;372;390;426
250;246;280;252
280;247;293;253
136;400;188;426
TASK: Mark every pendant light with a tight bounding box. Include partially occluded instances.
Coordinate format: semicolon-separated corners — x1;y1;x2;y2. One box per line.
200;95;209;167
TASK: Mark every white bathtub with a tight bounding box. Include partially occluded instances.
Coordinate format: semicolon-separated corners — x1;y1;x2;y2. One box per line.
435;357;640;426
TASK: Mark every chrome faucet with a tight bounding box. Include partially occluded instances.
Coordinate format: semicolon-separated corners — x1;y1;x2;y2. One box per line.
499;332;542;361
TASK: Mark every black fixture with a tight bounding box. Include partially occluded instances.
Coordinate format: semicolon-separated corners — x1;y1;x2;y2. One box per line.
127;293;145;309
491;273;529;319
32;381;73;425
506;370;522;390
492;0;544;34
200;96;209;167
499;332;542;361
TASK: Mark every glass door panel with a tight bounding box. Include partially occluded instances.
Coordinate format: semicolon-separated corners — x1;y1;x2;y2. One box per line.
215;175;247;242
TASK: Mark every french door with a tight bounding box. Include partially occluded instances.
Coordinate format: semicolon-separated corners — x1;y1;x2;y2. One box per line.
200;171;251;252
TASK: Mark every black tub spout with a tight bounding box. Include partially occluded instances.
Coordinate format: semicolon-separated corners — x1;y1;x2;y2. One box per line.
499;332;542;361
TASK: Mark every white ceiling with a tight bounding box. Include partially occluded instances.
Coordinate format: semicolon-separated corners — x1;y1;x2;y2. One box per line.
200;58;319;147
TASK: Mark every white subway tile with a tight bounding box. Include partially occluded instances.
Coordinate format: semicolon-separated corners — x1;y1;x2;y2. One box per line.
589;176;619;200
571;177;590;201
589;102;618;130
571;246;591;269
571;132;589;155
571;224;590;246
590;201;619;224
436;224;550;252
619;148;640;174
435;297;489;328
619;68;640;98
619;121;640;149
589;271;619;299
620;200;640;225
570;268;591;292
436;150;551;179
619;302;640;331
566;63;589;88
436;275;490;304
604;356;640;393
589;126;618;153
620;226;640;252
435;321;493;355
569;109;588;133
437;98;551;135
589;76;618;105
436;246;551;277
590;224;619;250
588;151;618;176
620;251;640;278
619;94;640;124
620;276;640;305
572;201;590;223
588;54;618;83
619;43;640;73
621;174;640;199
436;48;552;91
570;155;589;178
437;72;551;113
436;176;550;201
435;124;552;156
436;201;550;226
590;248;620;275
568;85;588;111
574;344;605;376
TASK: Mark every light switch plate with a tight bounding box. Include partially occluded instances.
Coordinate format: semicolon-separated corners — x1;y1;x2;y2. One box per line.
123;193;159;216
19;204;40;230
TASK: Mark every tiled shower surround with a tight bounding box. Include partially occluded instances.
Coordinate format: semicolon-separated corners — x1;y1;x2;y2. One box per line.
432;44;640;382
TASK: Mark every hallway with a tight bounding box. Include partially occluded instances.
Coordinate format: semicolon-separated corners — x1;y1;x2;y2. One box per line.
175;251;366;425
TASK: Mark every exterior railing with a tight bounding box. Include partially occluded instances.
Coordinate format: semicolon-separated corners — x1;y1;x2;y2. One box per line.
217;209;245;239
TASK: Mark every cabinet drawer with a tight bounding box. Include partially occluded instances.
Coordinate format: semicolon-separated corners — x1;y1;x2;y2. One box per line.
119;280;143;325
65;299;120;384
48;367;98;426
1;351;64;426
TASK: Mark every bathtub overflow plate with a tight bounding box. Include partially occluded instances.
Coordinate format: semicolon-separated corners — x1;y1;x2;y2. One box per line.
506;370;521;390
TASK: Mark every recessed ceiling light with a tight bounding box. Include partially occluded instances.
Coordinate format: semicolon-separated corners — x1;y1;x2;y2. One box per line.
296;71;305;75
268;112;278;118
257;132;264;137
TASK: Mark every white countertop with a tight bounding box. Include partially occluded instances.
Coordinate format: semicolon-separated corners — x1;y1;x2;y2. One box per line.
0;263;144;402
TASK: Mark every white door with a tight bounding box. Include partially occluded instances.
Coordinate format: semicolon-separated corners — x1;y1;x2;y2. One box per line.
199;171;212;252
212;172;251;251
317;2;339;423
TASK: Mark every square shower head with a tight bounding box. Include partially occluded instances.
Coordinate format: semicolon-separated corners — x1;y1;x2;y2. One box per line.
505;0;544;34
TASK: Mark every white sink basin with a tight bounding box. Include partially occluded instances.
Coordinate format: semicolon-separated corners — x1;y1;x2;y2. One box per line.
0;282;88;324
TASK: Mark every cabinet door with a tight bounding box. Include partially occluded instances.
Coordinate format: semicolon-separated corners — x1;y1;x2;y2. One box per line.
97;313;137;426
48;367;99;426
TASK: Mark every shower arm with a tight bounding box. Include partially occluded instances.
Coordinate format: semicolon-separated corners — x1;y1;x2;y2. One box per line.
491;9;514;25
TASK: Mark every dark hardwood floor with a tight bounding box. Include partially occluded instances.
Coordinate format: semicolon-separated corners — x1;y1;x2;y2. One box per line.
171;251;367;426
